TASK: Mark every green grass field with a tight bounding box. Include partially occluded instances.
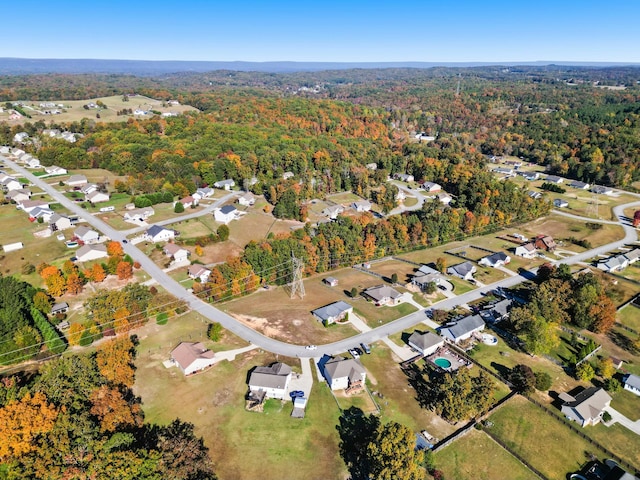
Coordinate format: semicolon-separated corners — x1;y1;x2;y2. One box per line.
434;429;539;480
617;304;640;332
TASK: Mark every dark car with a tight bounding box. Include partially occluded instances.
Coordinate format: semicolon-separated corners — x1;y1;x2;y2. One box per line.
290;390;304;398
360;343;371;354
122;239;128;243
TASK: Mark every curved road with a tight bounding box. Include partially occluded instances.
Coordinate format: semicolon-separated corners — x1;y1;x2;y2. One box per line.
5;155;640;358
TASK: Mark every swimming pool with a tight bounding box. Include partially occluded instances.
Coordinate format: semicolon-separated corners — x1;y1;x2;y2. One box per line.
433;357;452;369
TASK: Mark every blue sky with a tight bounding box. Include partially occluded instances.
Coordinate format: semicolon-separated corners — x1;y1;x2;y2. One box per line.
2;0;638;62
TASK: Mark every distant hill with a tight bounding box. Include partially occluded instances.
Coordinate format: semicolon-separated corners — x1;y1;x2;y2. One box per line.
1;58;639;76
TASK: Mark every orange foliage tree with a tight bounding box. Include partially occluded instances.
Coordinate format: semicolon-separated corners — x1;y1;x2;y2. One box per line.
96;337;135;388
116;261;133;280
590;294;617;333
106;241;124;258
65;273;84;295
89;386;142;433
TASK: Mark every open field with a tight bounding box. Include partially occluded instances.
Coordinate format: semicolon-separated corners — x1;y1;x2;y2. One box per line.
134;331;345;480
487;396;599;479
434;429;539;480
610;388;640;422
2;95;198;125
368;259;419;284
325;191;365;205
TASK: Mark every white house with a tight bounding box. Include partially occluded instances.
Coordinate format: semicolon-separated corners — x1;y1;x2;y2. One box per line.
75;244;108;262
86;191;110;204
187;264;211;283
80;183;98;195
363;285;403;306
237;192;255;207
395;173;414;182
591;185;614;195
408;331;444;356
171;342;216;376
29;207;55;221
5;188;31;203
545;175;564;184
447;261;477;281
66;174;88;186
145;225;175;243
366;163;378;170
553;198;569;208
437;192;452;205
26;158;41;169
597;254;629;273
411;264;446;290
421;182;441;193
48;213;72;231
560;388;611;427
213;179;235;190
323;357;367;391
282;171;295;180
195;187;214;199
163;243;190;263
623;374;640;396
1;177;22;191
44;165;67;175
312;301;353;325
13;132;29;143
322;205;344;220
439;314;485;344
19;199;49;213
248;362;292;400
514;242;537;259
568;180;590;190
478;252;511;268
352;200;372;212
74;226;100;244
123;206;155;222
213;205;238;224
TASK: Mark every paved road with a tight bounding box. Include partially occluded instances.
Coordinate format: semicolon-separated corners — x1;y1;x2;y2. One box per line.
5;154;640;358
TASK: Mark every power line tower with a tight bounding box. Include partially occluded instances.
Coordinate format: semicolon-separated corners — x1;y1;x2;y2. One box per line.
587;186;599;219
455;74;462;97
289;254;305;299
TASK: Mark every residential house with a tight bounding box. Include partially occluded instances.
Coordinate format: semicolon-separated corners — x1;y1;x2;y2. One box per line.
421;182;442;193
528;190;543;200
195;187;214;199
171;342;216;376
86;190;110;204
520;172;540;181
60;132;78;143
534;235;557;251
439;314;485;343
323;205;344;220
80;183;98;195
145;225;175;243
515;242;537;259
323;277;338;287
591;185;614;195
11;148;25;157
415;132;435;141
50;302;69;315
411;264;445;290
29;207;54;221
0;146;10;154
44;165;67;175
5;188;31;203
75;244;108;262
352;200;372;212
248;362;292;400
363;285;403;306
237;192;255;207
163;243;190;263
437;192;453;205
323;357;367;391
123;207;155;222
447;261;477;281
26;158;40;169
176;195;197;208
545;175;564;184
493;167;514;176
74;226;100;244
48;213;72;231
623;374;640;396
569;180;590;190
13;132;29;143
560;387;612;427
365;162;377;170
213;179;235;190
312;301;353;325
213;205;238;224
554;198;569;208
282;171;294;180
19;199;49;213
480;299;513;323
1;177;21;191
394;173;414;182
187;264;211;283
597;254;629;273
625;248;640;265
133;109;148;116
66;174;87;186
408;331;444;356
478;252;511;268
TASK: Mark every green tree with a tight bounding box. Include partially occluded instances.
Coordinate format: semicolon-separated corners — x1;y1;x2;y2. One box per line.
534;371;553;391
598;357;615;379
350;287;359;298
509;364;536;394
174;201;185;213
207;322;223;342
575;362;595;382
217;224;230;241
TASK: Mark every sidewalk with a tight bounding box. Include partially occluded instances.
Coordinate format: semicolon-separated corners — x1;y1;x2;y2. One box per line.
213;344;258;363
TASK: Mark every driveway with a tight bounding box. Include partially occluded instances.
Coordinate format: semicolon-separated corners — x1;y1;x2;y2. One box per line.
605;407;640;435
287;357;314;400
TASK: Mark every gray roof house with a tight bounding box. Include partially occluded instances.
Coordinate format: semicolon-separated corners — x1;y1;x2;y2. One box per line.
623;374;640;396
560;387;611;427
323;357;367;391
597;254;629;273
480;298;513;323
478;252;511;268
591;185;614;195
248;362;292;400
312;301;353;325
408;331;444;356
553;198;569;208
213;179;235;190
171;342;216;376
568;180;590;190
545;175;564;184
439;315;485;343
363;285;403;306
447;261;477;281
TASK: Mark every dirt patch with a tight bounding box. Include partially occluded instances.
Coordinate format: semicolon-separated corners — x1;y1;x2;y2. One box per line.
231;313;289;340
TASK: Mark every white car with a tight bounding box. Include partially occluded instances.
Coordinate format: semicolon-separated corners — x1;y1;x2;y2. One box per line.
305;345;317;350
348;348;360;359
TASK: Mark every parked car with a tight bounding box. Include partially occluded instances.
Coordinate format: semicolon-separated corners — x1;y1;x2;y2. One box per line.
360;343;371;354
122;239;128;243
305;345;317;350
354;347;364;356
290;390;304;398
348;348;360;359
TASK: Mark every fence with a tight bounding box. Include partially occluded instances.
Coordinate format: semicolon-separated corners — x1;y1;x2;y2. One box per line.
482;427;549;480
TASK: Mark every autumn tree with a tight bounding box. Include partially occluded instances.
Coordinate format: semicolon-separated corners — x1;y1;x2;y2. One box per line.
367;421;424;480
598;358;615;380
33;291;52;314
114;307;131;334
90;386;142;433
68;323;85;346
116;261;133;280
96;337;135;387
576;362;595;382
590;294;616;333
44;270;67;297
89;263;107;283
155;420;217;480
66;273;84;295
509;364;536;394
106;241;124;258
0;392;58;459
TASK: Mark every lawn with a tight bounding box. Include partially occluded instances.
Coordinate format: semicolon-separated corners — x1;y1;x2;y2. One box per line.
325;191;364;205
586;421;640;469
448;277;476;295
610;388;640;422
434;429;539;480
134;341;346;480
617;304;640;332
368;259;420;284
487;396;600;479
353;300;417;328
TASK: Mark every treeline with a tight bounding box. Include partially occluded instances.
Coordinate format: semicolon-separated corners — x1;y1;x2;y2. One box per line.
0;337;217;479
0;276;67;365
